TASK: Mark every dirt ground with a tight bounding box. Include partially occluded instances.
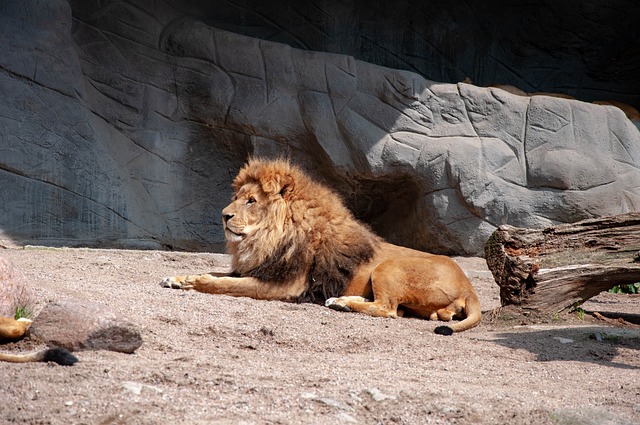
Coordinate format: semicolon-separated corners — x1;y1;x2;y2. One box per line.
0;247;638;425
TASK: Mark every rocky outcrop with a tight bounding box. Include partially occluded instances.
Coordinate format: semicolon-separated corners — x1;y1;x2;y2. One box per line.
1;1;639;255
30;299;143;354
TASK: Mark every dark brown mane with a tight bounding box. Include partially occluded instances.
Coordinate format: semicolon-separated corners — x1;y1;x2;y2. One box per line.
244;235;309;284
299;224;379;303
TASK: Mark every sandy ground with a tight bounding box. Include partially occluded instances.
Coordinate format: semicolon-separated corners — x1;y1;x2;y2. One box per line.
0;247;639;425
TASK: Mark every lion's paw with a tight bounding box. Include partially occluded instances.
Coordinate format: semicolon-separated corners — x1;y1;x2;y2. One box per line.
160;276;192;290
325;297;352;312
325;296;370;312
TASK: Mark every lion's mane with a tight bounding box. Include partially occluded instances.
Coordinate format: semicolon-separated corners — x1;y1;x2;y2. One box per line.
228;158;381;303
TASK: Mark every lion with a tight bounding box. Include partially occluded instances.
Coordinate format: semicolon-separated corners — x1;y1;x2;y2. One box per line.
0;316;77;365
161;158;481;334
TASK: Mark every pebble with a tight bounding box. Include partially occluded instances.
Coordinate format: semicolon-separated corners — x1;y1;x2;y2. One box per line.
366;388;396;402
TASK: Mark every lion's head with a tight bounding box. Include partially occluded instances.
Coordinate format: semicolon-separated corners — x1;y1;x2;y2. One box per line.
222;158;380;302
222;158;296;242
222;158;300;274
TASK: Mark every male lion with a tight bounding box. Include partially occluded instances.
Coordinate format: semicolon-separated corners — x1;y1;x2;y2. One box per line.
162;158;481;334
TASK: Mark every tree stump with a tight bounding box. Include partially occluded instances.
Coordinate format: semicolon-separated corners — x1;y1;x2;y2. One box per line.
485;213;640;314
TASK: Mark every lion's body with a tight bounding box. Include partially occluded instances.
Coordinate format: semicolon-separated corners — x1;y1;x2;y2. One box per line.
162;158;481;333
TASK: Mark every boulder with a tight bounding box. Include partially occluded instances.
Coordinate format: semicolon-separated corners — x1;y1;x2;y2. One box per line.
1;1;639;255
30;299;143;354
0;256;35;319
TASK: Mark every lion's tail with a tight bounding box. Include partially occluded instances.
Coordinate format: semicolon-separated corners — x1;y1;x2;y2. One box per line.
0;348;78;365
434;294;482;335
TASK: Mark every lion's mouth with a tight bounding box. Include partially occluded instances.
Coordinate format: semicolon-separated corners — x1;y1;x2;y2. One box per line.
224;227;244;241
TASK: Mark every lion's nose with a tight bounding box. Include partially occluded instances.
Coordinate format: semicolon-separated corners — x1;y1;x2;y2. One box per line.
223;213;234;223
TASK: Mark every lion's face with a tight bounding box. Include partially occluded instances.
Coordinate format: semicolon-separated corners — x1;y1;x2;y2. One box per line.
222;183;271;243
222;160;299;273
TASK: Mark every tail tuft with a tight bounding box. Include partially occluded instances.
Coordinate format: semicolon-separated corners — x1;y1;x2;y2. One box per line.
434;326;454;336
43;348;78;366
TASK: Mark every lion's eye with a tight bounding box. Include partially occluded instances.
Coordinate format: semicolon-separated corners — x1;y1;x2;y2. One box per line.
247;196;256;205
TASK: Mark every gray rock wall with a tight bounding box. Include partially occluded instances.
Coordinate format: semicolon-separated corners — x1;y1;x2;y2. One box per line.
1;0;639;255
0;0;249;251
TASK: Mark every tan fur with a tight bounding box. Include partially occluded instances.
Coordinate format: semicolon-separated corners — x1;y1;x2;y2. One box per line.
0;317;78;364
528;92;576;99
0;316;32;340
0;348;49;363
489;83;528;96
161;158;482;333
0;317;40;363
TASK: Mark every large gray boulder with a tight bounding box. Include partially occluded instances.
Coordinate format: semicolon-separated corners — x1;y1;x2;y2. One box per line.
1;0;639;255
31;298;143;354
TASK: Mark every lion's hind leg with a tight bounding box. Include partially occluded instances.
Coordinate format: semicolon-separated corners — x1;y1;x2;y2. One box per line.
325;259;414;319
325;296;400;318
431;298;466;322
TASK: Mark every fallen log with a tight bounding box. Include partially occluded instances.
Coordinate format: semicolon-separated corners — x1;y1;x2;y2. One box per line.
484;213;640;314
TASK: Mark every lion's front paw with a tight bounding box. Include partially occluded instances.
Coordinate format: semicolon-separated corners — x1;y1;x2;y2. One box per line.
160;276;193;290
324;297;352;312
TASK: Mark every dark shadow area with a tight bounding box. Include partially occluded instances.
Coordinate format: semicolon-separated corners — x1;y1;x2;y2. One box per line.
162;0;640;107
338;175;425;250
583;292;640;325
493;326;640;370
595;311;640;325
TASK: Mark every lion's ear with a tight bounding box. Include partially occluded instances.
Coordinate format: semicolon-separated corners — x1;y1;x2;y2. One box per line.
278;175;295;200
262;173;295;199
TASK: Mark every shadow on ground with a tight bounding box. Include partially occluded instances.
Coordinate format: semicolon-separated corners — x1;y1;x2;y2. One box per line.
493;325;640;370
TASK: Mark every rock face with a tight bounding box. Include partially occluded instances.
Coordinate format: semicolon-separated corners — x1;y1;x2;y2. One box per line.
1;0;639;255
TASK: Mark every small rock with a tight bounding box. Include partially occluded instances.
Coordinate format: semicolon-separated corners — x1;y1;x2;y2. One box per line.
441;406;459;415
366;388;396;402
553;337;574;344
301;393;353;412
122;381;143;395
335;412;358;423
122;381;162;396
314;397;353;412
30;298;143;353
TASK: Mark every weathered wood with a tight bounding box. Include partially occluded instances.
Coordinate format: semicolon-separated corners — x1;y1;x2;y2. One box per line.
485;213;640;313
